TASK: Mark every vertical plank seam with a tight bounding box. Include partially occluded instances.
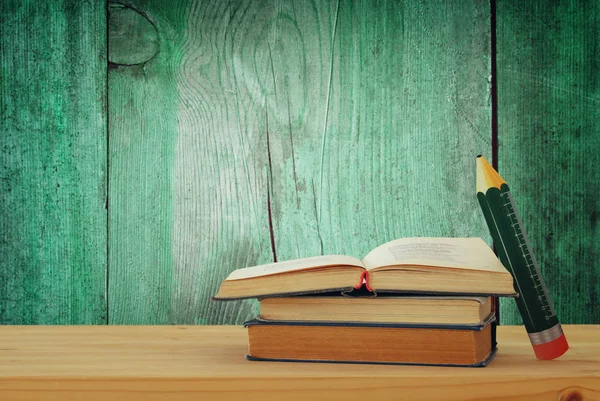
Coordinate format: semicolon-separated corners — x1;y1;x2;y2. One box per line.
490;0;500;324
491;0;498;171
105;0;110;325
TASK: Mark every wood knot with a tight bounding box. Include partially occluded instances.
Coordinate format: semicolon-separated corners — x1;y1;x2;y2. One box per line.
108;3;158;66
560;388;584;401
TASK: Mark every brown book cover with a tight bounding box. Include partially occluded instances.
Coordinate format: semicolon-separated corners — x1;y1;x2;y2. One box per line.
243;315;497;367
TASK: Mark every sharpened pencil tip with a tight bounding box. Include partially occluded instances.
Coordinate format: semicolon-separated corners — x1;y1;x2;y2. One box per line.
476;155;507;192
476;154;482;158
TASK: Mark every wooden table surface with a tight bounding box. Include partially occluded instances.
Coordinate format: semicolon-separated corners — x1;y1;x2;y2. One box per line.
0;325;598;401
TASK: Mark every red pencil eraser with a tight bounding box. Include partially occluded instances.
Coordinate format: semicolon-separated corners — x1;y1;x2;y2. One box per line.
532;333;569;360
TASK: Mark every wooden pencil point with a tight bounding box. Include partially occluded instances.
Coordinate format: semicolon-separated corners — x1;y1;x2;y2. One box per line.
476;155;506;192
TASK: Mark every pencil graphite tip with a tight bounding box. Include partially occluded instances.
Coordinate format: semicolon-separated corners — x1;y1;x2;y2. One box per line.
476;155;507;193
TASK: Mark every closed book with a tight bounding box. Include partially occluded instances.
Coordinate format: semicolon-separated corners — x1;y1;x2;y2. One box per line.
259;295;493;326
243;315;497;367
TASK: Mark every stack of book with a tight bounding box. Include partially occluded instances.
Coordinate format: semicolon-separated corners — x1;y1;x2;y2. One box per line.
214;237;517;367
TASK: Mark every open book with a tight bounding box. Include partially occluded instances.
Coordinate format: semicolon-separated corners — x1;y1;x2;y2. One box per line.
213;237;517;299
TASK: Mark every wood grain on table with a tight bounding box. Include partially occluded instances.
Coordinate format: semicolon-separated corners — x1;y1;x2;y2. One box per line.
0;325;598;401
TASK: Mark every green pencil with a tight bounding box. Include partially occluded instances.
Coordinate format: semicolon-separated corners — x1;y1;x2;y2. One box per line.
476;155;568;360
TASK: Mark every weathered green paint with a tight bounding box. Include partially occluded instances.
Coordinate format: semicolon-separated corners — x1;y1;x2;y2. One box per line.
264;0;492;263
109;0;491;324
108;4;159;66
497;0;600;324
0;0;107;324
108;0;270;324
2;0;596;326
108;1;177;324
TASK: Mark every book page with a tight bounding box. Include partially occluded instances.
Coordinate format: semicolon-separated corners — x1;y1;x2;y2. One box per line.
225;255;364;281
362;237;507;273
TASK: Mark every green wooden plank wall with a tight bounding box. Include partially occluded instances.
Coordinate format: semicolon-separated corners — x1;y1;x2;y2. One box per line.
107;0;491;324
107;1;273;324
0;0;107;324
497;0;600;324
1;0;598;325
